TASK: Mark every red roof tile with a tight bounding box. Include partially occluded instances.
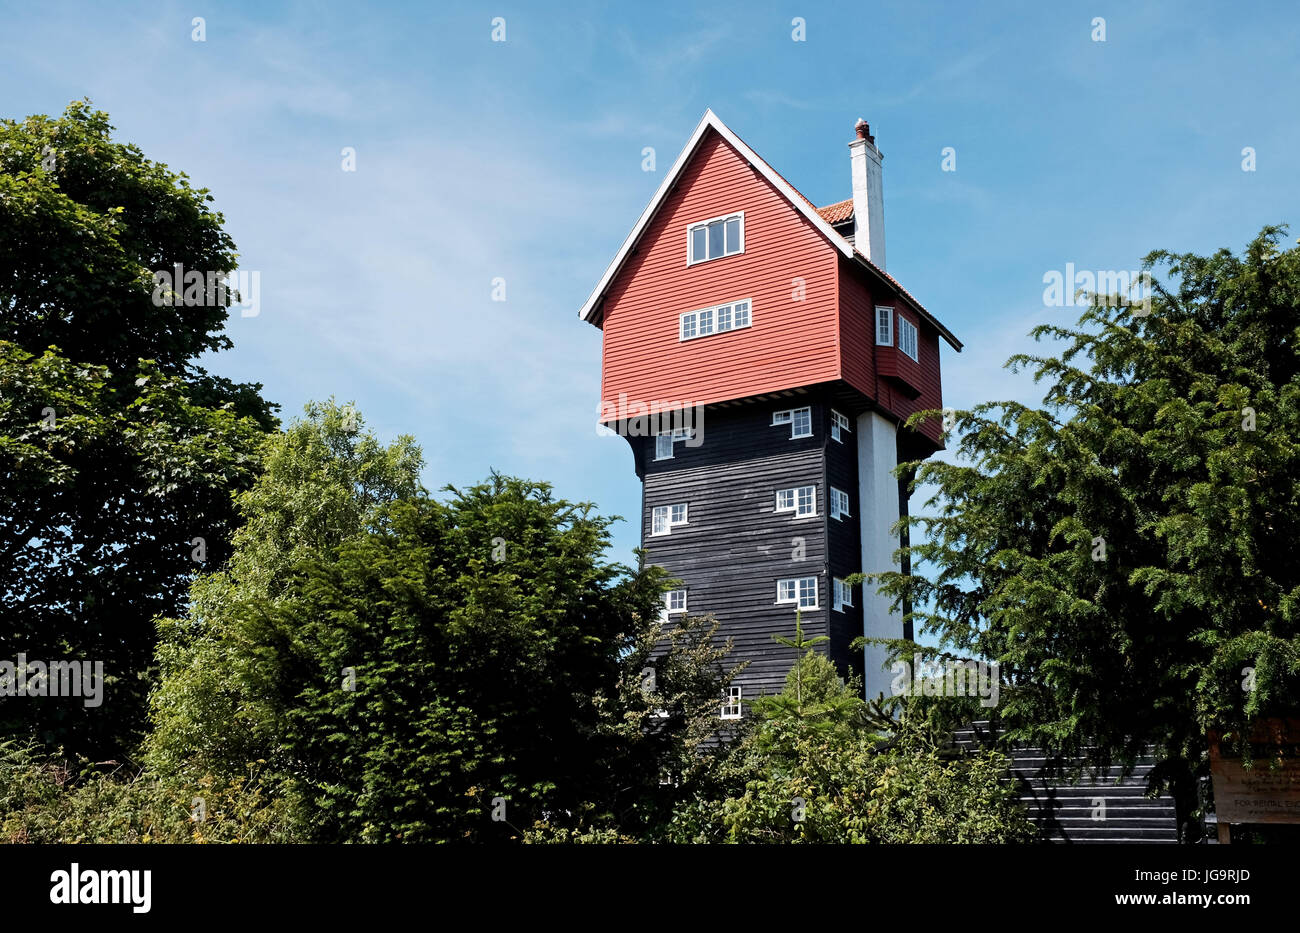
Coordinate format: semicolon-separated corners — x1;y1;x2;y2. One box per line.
816;198;854;225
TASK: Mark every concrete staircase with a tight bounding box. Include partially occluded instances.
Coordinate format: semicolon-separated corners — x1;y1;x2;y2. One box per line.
953;722;1179;844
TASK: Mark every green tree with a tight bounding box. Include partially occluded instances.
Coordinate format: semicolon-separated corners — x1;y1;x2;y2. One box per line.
0;102;275;754
878;227;1300;837
148;412;734;842
667;622;1033;843
144;400;424;782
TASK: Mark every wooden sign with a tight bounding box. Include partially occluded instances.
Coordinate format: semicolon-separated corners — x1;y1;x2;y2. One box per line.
1208;718;1300;825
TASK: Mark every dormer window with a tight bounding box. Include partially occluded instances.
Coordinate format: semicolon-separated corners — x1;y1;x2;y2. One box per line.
687;212;744;265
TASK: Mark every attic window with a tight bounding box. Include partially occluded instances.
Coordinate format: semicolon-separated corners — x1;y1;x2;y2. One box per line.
688;212;744;264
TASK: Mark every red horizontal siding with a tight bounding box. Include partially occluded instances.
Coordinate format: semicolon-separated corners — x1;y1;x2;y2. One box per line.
599;129;841;410
839;266;944;446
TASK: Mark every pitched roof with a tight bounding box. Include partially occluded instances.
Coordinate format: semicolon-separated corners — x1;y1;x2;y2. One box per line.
577;110;961;351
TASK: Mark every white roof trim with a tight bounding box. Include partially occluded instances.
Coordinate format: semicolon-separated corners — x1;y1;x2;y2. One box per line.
576;109;853;323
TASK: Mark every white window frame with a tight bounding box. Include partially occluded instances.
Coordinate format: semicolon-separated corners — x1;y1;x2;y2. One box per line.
776;576;819;610
680;299;753;342
721;685;743;720
898;315;919;362
876;306;894;346
831;409;851;443
687;211;745;266
833;578;853;612
665;589;687;614
651;503;689;536
775;485;817;518
831;487;851;521
772;406;812;439
654;427;692;460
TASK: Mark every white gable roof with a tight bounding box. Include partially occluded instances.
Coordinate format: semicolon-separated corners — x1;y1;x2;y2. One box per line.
576;109;853;323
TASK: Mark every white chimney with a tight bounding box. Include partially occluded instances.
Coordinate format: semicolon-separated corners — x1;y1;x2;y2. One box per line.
849;118;885;269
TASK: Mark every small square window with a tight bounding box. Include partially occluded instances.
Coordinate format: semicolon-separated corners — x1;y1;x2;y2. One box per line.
734;301;750;328
721;685;742;719
698;307;713;336
716;304;732;331
833;578;853;612
773;407;812;439
665;590;687;614
831;487;851;520
670;503;688;525
831;410;851;443
680;313;697;340
777;577;818;609
777;485;816;517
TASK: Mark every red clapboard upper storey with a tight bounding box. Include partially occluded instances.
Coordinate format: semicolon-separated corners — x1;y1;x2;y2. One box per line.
578;110;960;442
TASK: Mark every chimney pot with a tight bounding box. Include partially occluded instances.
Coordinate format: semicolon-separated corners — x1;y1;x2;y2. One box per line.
854;118;873;143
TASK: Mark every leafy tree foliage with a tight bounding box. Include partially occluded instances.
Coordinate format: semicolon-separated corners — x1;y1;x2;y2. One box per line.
148;406;733;841
666;621;1036;843
878;227;1300;835
145;400;424;781
0;102;274;754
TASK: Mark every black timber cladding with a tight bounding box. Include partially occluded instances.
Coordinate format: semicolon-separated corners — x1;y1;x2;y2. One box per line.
636;394;868;700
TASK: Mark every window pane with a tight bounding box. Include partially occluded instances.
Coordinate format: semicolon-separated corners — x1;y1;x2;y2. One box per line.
734;301;750;328
777;489;793;510
725;217;740;254
716;305;731;331
708;220;725;258
652;508;668;534
773;410;791;425
793;408;811;436
797;487;814;515
656;434;673;459
831;422;841;442
778;580;794;602
691;226;706;262
698;308;713;335
877;308;892;345
681;313;696;339
670;504;687;524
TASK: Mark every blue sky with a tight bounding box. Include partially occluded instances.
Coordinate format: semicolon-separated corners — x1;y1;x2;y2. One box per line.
2;0;1297;565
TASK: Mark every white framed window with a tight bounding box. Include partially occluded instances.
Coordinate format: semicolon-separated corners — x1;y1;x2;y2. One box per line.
688;212;744;265
833;578;853;612
831;410;851;443
876;306;893;346
654;427;692;460
680;299;752;342
777;576;819;609
721;685;743;719
775;485;816;517
898;316;919;361
651;503;689;536
831;487;851;520
772;406;812;439
665;589;687;614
